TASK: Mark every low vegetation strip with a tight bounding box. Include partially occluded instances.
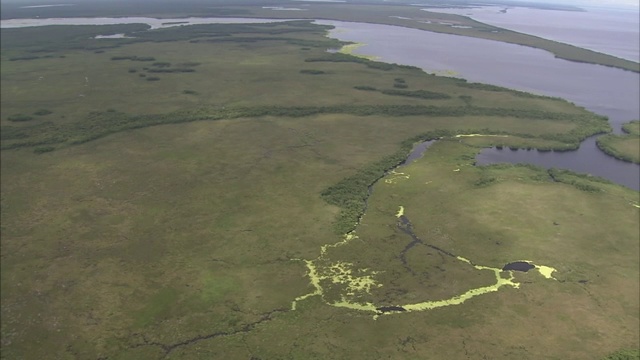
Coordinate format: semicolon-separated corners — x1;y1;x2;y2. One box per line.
305;52;420;71
0;21;341;59
379;89;451;100
111;55;156;61
455;81;564;100
601;349;640;360
0;105;609;152
357;81;564;102
596;134;640;164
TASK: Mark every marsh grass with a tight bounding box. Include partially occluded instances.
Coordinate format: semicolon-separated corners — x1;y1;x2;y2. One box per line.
1;19;637;360
596;121;640;163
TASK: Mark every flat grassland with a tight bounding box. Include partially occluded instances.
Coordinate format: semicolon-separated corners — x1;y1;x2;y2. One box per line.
1;21;638;359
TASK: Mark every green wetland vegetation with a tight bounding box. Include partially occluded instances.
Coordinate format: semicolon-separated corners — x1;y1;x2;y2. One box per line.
1;19;638;360
596;120;640;164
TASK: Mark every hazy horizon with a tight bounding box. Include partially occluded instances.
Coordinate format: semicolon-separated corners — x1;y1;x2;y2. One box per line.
1;0;638;9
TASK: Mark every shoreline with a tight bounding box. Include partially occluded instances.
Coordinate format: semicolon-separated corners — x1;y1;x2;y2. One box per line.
1;12;638;73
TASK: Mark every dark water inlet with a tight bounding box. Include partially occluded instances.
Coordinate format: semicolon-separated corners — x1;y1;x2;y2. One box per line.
476;136;640;191
401;140;435;167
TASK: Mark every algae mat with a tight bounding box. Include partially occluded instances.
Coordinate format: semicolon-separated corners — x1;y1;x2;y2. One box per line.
292;156;558;318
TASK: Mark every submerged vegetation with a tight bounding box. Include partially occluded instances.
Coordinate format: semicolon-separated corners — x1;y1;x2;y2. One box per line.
0;17;637;360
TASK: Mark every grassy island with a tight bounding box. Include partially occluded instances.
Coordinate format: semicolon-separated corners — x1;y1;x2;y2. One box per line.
597;121;640;163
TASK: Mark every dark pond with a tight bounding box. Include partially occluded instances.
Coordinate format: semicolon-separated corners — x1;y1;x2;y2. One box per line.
376;305;407;313
502;261;535;272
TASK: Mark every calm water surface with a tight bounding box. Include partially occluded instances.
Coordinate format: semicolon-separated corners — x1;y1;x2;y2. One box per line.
476;137;639;190
320;21;639;190
0;17;293;29
425;6;640;62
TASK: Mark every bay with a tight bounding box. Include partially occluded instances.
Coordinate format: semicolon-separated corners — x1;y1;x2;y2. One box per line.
320;20;639;190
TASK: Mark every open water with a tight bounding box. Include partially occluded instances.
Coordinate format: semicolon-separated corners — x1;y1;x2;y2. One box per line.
425;6;640;62
319;20;639;190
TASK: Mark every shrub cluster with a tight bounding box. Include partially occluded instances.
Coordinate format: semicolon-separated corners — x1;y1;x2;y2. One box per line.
111;56;156;61
456;81;563;100
34;109;53;116
622;120;640;135
354;86;377;91
8;114;34;122
9;55;41;61
146;68;195;73
380;89;451;100
300;69;325;75
393;77;408;88
306;53;398;70
1;105;607;161
548;168;610;192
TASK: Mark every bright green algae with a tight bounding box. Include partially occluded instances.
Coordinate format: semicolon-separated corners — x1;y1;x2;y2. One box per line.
292;205;557;318
337;43;379;61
